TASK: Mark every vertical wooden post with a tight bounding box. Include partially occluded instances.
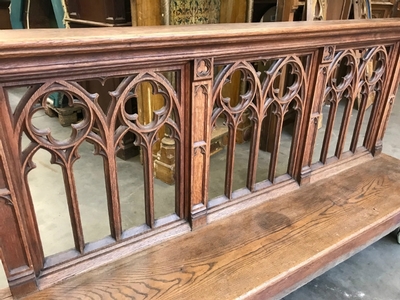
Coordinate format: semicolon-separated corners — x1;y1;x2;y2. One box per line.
299;46;335;184
0;89;38;296
190;58;213;229
0;141;37;297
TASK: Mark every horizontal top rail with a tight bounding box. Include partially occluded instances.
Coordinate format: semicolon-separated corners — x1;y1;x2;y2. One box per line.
1;19;400;84
1;19;400;58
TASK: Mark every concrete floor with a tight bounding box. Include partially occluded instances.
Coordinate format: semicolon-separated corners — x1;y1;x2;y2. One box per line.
1;86;399;299
284;95;400;300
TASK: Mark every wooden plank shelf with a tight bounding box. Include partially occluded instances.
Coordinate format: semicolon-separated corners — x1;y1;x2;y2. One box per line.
23;154;400;300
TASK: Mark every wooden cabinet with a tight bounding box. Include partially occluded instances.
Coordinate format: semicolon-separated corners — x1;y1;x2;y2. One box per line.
371;0;397;18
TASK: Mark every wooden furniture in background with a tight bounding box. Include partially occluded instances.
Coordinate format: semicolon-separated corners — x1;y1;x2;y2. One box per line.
65;0;131;27
0;19;400;298
393;0;400;16
0;0;11;29
326;0;352;19
306;0;327;20
24;0;57;28
276;0;305;21
371;0;397;18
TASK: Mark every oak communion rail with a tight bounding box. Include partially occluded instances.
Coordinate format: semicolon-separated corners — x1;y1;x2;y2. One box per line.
0;19;400;298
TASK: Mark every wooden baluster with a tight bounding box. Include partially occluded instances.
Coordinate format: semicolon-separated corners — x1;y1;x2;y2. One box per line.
334;98;353;158
350;89;369;152
102;154;122;240
224;120;237;199
142;143;155;228
246;115;261;192
62;165;85;253
320;100;338;163
267;108;283;182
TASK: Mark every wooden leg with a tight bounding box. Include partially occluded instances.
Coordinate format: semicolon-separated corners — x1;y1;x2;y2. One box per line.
395;228;400;244
236;110;252;144
154;125;229;185
154;137;176;185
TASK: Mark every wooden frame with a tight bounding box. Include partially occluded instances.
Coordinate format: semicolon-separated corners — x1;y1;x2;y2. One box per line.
0;19;400;297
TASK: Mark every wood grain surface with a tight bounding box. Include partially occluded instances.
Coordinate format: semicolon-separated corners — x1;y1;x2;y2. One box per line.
22;154;400;300
0;288;11;300
1;19;400;59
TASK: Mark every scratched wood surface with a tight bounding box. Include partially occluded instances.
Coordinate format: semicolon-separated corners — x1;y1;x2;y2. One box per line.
22;154;400;300
0;288;11;300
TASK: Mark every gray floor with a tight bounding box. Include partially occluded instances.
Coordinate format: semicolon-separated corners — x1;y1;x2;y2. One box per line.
1;87;399;300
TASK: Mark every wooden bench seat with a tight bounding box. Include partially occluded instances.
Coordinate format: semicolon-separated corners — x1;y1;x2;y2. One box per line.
21;154;400;300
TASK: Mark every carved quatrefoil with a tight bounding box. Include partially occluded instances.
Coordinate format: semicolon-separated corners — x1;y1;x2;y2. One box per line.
195;58;213;80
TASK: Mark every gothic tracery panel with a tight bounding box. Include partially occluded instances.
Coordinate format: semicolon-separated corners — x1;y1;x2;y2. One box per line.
11;70;184;265
312;46;389;165
209;55;309;203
